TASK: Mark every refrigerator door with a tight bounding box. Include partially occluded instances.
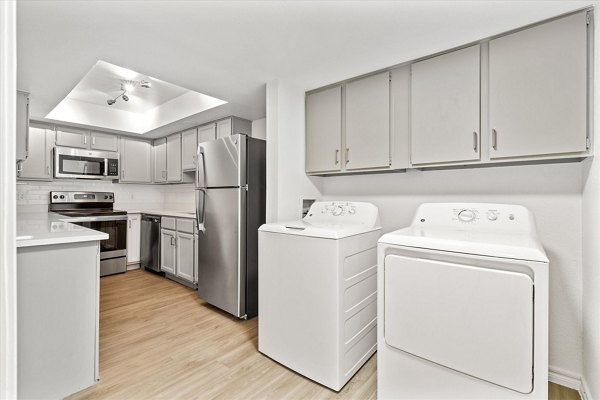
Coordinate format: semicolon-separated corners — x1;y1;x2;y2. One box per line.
197;187;247;318
196;134;247;188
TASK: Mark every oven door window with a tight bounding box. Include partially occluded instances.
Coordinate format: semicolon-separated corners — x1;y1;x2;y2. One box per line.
59;155;105;177
75;220;127;257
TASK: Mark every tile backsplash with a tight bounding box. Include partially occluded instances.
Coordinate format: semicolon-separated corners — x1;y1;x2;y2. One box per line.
17;180;195;213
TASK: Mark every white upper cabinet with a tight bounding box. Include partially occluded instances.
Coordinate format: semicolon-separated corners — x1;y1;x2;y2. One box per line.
489;12;588;159
120;138;152;183
166;133;182;182
181;128;198;171
411;45;481;166
55;128;89;149
305;86;342;173
345;72;391;170
153;138;167;183
216;119;232;139
90;132;118;152
17;126;54;180
198;123;216;144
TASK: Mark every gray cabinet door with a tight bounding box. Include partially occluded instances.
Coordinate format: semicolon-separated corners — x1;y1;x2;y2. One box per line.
160;229;176;275
120;138;152;183
198;123;216;144
345;72;390;170
411;45;480;165
90;132;118;152
56;128;88;149
181;128;198;171
16;91;29;162
127;214;141;264
305;86;342;173
166;133;182;182
176;231;195;284
216;118;232;139
153;138;167;183
18;127;53;180
489;12;588;159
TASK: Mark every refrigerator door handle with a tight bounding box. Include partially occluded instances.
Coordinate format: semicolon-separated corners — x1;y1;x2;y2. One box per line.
195;188;207;233
196;145;206;188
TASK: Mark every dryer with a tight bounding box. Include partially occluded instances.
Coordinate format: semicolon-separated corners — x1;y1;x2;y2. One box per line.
378;203;548;399
258;201;381;391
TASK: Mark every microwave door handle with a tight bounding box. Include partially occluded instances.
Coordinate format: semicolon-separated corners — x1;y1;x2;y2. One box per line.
104;159;109;176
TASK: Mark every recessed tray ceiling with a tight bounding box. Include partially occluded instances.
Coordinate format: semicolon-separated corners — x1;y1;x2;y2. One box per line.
45;60;227;134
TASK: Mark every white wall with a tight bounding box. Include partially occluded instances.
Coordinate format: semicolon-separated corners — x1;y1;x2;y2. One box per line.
581;6;600;400
252;118;266;140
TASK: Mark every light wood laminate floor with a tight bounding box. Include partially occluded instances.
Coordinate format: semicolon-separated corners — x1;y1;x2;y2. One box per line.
68;269;579;400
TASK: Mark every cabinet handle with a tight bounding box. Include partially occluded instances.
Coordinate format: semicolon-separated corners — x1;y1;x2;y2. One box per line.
473;132;478;152
492;129;498;150
46;165;50;176
92;136;95;145
345;148;350;164
335;149;339;165
122;170;125;180
171;236;175;246
129;220;132;229
162;170;166;178
17;161;22;176
84;136;87;145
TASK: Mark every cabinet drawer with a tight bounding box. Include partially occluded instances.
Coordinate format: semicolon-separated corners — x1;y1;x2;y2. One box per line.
176;218;195;234
162;217;176;230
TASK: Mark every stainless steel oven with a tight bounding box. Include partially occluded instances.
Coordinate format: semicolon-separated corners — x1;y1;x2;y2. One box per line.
49;191;127;276
54;147;120;180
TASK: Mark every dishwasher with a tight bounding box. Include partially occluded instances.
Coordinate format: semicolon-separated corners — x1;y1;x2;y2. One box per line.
141;214;162;273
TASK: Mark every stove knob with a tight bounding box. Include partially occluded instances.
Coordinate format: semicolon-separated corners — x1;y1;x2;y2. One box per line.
52;195;58;199
104;195;109;200
59;195;65;199
109;195;113;199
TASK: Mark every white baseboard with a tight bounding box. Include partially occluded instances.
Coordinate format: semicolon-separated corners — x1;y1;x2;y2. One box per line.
548;365;581;390
126;262;140;271
581;375;593;400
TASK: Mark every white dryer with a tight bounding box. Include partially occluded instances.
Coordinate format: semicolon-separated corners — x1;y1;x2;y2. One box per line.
378;203;548;399
258;201;381;391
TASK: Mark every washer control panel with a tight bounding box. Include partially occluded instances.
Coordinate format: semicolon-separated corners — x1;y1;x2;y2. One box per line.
453;207;506;224
411;203;527;230
303;201;380;228
320;202;357;217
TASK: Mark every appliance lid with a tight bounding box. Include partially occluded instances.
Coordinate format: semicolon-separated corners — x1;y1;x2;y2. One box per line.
259;201;381;239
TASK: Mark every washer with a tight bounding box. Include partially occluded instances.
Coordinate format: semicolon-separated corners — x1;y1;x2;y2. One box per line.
377;203;548;399
258;201;381;391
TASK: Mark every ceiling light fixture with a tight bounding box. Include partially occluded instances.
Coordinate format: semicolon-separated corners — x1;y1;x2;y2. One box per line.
106;78;152;106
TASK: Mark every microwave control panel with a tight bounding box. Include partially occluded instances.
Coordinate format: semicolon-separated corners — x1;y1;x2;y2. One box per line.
107;159;119;176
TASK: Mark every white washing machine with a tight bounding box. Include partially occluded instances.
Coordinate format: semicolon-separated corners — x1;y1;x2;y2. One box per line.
378;203;548;399
258;201;381;391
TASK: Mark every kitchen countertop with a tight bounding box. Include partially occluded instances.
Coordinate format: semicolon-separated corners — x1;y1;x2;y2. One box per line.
123;209;197;219
17;212;108;248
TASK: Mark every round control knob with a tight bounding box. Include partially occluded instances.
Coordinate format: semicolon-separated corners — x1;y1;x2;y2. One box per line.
109;195;113;199
486;211;498;221
52;195;58;199
333;206;344;216
104;195;109;200
59;195;65;199
457;209;476;223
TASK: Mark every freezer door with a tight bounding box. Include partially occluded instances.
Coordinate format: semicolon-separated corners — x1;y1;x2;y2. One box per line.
196;134;246;188
197;187;247;318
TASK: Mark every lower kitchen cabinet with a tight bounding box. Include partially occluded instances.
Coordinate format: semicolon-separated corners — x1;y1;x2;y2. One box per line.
127;213;141;265
160;217;197;287
17;125;54;181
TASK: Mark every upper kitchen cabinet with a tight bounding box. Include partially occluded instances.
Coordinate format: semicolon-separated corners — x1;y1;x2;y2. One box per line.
120;138;152;183
216;117;252;139
411;45;481;166
154;138;167;183
345;72;391;170
16;91;30;162
305;85;342;174
181;128;198;171
90;131;118;152
166;133;182;182
489;12;589;160
55;127;89;149
198;123;217;144
17;124;54;181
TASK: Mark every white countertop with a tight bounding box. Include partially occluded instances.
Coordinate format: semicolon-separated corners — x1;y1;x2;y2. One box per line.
123;209;197;219
17;212;108;248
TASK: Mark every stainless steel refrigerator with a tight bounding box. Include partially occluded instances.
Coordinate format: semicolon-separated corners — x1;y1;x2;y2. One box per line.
195;134;265;319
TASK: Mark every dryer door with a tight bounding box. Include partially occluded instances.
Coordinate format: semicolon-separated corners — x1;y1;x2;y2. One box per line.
384;254;534;394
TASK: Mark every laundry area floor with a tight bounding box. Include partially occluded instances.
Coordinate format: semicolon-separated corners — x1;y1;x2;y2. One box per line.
67;269;579;400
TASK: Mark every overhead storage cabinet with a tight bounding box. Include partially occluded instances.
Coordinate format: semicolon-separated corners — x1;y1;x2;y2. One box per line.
17;125;54;181
305;86;342;174
488;12;589;159
120;138;153;183
181;128;198;171
411;45;481;166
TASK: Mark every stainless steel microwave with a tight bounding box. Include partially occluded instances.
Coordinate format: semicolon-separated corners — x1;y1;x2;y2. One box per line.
54;147;120;180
